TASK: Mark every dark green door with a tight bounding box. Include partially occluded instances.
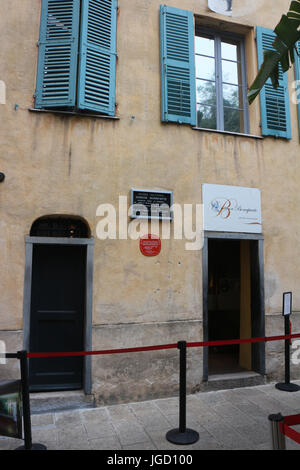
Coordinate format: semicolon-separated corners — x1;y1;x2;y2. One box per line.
29;244;86;391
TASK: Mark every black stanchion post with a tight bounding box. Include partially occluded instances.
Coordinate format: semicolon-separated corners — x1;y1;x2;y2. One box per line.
276;293;300;393
268;413;286;450
15;350;47;450
166;341;199;445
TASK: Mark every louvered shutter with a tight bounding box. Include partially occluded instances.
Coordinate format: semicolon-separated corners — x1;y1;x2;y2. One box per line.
294;41;300;135
256;27;291;139
160;5;196;125
77;0;117;115
35;0;80;108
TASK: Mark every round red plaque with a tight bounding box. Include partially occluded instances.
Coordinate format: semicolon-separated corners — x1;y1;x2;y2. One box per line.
140;234;161;257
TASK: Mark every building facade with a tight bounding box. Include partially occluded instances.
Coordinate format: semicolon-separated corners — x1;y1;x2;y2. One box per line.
0;0;300;405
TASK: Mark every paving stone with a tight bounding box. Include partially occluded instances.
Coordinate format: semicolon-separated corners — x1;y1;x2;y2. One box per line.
123;441;158;450
58;438;92;450
196;391;228;406
222;388;260;405
129;404;172;430
56;423;87;442
232;386;268;397
191;432;224;450
185;397;211;416
152;397;179;416
89;436;122;450
83;420;116;439
202;422;253;450
0;437;22;450
235;423;271;446
254;442;272;450
113;421;152;446
187;407;227;427
259;390;300;412
286;439;300;450
211;402;258;427
231;401;269;424
31;413;54;426
107;404;139;423
54;410;82;426
32;426;58;444
81;407;110;424
245;393;285;413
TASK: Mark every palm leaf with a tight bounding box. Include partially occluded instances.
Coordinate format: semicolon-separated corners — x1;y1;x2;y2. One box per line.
248;0;300;104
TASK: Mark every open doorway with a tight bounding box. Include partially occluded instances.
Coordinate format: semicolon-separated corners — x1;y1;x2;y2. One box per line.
208;239;241;374
203;235;265;379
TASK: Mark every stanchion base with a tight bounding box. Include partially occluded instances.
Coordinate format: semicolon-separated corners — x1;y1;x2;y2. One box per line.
15;443;47;450
275;382;300;392
166;428;199;445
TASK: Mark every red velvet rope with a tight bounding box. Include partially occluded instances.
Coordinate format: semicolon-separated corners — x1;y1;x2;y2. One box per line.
283;414;300;427
280;415;300;445
26;332;300;358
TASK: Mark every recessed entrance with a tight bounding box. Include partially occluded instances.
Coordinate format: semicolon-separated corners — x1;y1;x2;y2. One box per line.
23;216;94;394
203;233;265;381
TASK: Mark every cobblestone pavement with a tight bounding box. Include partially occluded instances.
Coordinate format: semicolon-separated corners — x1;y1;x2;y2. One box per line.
1;381;300;450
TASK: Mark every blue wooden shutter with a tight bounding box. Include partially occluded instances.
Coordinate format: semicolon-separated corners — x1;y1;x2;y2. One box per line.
77;0;117;115
160;5;196;125
294;41;300;135
35;0;80;108
256;27;291;139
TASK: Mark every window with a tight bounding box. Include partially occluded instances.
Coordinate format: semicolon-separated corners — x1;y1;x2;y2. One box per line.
160;5;292;140
195;29;249;134
160;5;248;134
30;216;90;238
35;0;118;116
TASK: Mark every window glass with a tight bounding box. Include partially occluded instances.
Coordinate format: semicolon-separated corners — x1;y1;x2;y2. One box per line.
222;60;239;84
224;107;243;133
221;41;238;61
195;36;215;57
197;104;217;130
223;84;241;108
195;31;248;134
195;55;215;81
197;79;217;106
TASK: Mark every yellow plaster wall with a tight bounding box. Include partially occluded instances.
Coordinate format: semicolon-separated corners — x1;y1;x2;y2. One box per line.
0;0;299;337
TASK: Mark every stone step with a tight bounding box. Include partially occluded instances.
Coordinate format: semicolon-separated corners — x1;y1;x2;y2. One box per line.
29;390;95;414
200;372;266;392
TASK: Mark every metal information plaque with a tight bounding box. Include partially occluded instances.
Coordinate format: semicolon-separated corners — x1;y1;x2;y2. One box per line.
283;292;292;316
130;189;173;220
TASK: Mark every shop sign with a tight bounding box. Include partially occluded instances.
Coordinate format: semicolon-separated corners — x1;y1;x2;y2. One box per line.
202;184;262;233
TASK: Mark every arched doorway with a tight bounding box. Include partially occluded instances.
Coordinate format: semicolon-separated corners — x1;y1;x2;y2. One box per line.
24;216;93;393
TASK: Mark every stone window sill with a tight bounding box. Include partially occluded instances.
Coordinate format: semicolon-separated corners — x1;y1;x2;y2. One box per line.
29;108;120;120
192;127;263;139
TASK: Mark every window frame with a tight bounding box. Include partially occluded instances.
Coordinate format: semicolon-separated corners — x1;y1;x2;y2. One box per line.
195;26;250;134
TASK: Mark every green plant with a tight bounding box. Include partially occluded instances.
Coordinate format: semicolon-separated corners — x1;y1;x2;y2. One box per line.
248;0;300;104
